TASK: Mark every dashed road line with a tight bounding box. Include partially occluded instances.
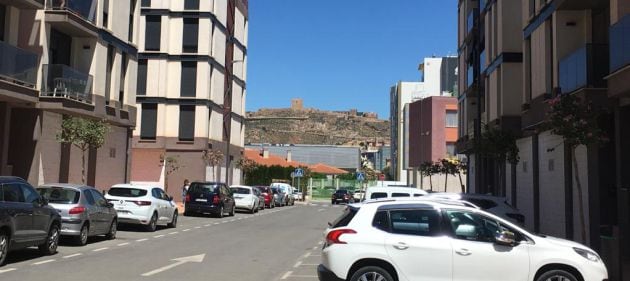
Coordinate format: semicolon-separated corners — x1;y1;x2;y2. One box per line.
194;226;201;229
117;242;130;246
281;271;293;280
136;238;148;242
168;231;179;235
93;247;108;252
293;261;302;268
63;253;82;259
204;224;211;227
32;259;55;265
183;229;191;232
303;252;311;258
0;268;17;274
154;235;165;238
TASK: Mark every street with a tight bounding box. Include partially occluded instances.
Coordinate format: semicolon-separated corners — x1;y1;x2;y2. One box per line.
0;203;342;281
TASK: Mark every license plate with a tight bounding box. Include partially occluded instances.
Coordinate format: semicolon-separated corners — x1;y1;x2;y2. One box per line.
234;196;243;199
116;206;125;210
196;199;208;202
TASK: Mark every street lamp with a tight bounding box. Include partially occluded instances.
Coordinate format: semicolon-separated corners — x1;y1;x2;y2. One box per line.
224;59;244;185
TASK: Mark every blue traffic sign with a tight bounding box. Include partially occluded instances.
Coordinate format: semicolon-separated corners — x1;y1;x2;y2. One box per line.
357;172;365;181
294;168;304;178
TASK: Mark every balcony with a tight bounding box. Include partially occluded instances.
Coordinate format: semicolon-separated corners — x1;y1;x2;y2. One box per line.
610;15;630;73
41;64;93;104
45;0;98;37
558;44;608;94
0;41;38;88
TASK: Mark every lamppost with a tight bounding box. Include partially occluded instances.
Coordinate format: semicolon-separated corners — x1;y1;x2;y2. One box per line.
224;59;244;185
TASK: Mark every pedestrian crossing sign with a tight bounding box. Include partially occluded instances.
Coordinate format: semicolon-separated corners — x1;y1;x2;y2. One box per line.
294;168;304;178
357;172;365;181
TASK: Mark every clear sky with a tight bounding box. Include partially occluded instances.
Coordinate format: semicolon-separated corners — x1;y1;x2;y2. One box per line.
246;0;457;119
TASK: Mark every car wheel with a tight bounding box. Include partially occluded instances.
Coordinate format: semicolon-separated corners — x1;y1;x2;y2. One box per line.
146;213;158;232
350;266;394;281
74;224;89;246
39;224;60;255
167;211;178;228
536;269;579;281
229;205;236;216
217;206;224;218
0;232;9;266
105;219;117;240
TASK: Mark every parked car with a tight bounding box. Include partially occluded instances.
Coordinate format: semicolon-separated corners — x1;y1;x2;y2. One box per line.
0;177;62;266
271;187;285;207
38;184;117;246
184;182;235;218
293;191;303;201
252;186;266;210
256;186;275;208
230;185;261;214
352;190;364;201
364;186;428;200
318;198;608;281
425;193;525;225
331;189;353;204
105;184;178;232
271;183;295;206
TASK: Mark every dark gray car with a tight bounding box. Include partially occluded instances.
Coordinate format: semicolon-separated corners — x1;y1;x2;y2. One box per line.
38;184;117;246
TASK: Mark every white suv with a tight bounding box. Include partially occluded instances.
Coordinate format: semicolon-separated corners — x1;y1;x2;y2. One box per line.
318;199;608;281
105;184;178;232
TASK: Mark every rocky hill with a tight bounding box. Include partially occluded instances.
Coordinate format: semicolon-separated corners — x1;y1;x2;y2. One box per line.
245;108;390;145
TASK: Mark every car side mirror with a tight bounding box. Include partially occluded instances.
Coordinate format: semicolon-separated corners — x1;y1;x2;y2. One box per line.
495;230;517;246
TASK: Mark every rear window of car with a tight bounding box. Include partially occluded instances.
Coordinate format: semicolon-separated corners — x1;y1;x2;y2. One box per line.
108;188;147;197
371;192;387;199
466;198;498;209
372;211;390;231
330;206;358;228
335;190;348;194
37;187;80;204
271;187;279;194
390;209;441;236
189;183;219;193
391;193;410;197
231;187;251;194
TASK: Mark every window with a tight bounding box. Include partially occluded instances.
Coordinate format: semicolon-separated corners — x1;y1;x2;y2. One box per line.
140;103;157;140
141;0;150;7
108;188;148;197
182;18;199;53
37;187;80;204
129;0;136;41
180;61;197;97
90;190;108;207
391;193;410;197
137;59;147;95
330;207;358;228
390;209;441;236
371;192;387;199
20;184;39;204
145;15;161;51
184;0;199;10
372;211;390;231
119;53;128;104
179;105;195;141
445;210;500;242
102;0;109;28
84;189;96;205
105;44;115;104
0;4;5;41
1;184;23;202
446;143;456;157
446;110;458;127
151;188;161;199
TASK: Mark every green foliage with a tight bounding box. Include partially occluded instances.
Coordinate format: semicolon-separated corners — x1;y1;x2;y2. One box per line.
474;125;520;164
243;165;294;186
56;117;109;151
546;94;607;148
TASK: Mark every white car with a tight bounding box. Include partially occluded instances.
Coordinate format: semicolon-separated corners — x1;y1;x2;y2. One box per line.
352;191;364;201
230;185;261;214
426;192;525;225
318;198;608;281
105;184;178;231
364;187;428;200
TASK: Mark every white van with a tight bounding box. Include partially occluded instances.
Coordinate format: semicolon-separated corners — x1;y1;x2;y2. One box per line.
270;182;295;205
364;186;428;201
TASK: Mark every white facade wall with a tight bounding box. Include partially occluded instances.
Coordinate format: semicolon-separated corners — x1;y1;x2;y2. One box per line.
422;57;443;96
538;131;566;237
572;145;590;242
516;137;535;231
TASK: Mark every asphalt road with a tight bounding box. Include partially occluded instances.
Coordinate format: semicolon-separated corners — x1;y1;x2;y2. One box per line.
0;202;343;281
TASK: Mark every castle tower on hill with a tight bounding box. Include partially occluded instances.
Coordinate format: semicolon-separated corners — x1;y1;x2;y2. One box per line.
291;98;304;110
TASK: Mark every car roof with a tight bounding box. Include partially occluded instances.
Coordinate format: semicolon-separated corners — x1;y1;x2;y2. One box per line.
230;185;252;189
111;184;157;190
356;197;480;210
366;186;428;193
39;183;92;190
0;176;27;184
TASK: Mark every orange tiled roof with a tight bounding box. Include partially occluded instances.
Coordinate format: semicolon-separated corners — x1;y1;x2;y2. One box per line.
244;149;307;168
309;163;349;175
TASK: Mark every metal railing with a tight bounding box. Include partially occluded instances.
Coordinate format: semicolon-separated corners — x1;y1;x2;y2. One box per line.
0;41;38;88
41;64;93;104
46;0;96;23
558;44;609;94
610;15;630;73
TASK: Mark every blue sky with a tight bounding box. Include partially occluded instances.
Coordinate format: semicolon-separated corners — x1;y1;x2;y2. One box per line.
246;0;457;119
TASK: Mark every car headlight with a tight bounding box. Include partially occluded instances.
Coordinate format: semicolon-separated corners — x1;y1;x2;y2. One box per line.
573;247;600;262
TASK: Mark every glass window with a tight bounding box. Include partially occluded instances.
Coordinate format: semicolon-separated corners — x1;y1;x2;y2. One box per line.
20;184;39;204
128;0;136;41
37;187;80;204
183;18;199;53
370;192;387;199
372;211;389;231
84;189;96;205
102;0;109;28
145;15;161;51
91;190;108;206
119;53;128;104
137;59;147;95
151;188;161;199
446;110;458;127
390;209;441;236
188;183;219;194
330;207;358;228
105;44;115;103
231;187;251;194
446;143;456;157
108;188;148;197
2;184;23;202
141;0;150;7
391;193;410;197
445;210;501;242
0;4;5;41
140;103;157;140
178;105;195;141
184;0;199;10
180;61;197;97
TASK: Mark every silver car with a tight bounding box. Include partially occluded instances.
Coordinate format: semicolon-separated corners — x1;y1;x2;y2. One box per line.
38;184;118;246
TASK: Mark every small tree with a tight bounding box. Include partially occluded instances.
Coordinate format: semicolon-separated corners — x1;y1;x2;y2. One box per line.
420;162;437;191
457;161;468;193
160;154;181;192
236;158;258;184
440;159;460;192
56;117;109;184
202;149;224;181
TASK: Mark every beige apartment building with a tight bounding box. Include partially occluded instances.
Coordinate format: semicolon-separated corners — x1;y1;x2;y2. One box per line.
0;0;139;189
130;0;248;198
458;0;630;278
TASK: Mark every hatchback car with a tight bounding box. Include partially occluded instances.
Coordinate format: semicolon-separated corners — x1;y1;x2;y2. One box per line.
271;183;295;206
318;198;608;281
230;185;261;213
184;182;235;218
252;186;266;211
271;187;285;207
105;184;178;232
0;177;62;266
331;189;353;204
38;184;117;245
256;186;275;208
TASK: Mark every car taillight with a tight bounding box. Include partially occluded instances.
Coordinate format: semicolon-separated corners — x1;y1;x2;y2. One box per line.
69;206;86;214
326;229;357;245
262;192;268;197
132;201;151;206
212;195;220;205
185;194;191;203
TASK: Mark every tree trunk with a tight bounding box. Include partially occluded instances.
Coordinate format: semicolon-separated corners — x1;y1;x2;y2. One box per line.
81;149;86;184
572;147;587;243
429;174;433;191
444;173;448;192
458;171;465;193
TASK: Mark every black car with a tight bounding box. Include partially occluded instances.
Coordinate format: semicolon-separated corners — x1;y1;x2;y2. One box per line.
331;189;353;204
184;182;235;218
0;177;62;266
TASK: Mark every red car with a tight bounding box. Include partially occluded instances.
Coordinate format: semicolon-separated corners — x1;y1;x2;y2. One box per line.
254;186;275;208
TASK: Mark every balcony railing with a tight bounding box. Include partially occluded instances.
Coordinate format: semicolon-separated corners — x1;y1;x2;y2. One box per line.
558;44;609;94
46;0;96;23
41;64;93;104
0;41;38;88
610;15;630;73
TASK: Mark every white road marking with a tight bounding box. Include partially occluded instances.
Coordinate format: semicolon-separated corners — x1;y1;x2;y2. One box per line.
312;246;319;250
214;223;220;225
141;254;205;277
204;224;211;227
63;253;82;259
33;259;55;265
303;252;311;258
318;209;325;212
169;232;179;235
318;241;324;245
183;229;191;232
293;261;302;268
154;235;165;238
93;247;108;252
281;271;293;280
136;238;148;242
0;268;17;274
118;242;130;246
194;226;201;229
290;274;318;278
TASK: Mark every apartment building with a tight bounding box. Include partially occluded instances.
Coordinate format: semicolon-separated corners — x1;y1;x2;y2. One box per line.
0;0;138;189
458;0;630;278
130;0;248;198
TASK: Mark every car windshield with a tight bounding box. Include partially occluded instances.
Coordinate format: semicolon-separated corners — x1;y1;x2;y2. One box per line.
231;187;251;194
189;183;219;193
108;187;148;197
37;187;80;204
